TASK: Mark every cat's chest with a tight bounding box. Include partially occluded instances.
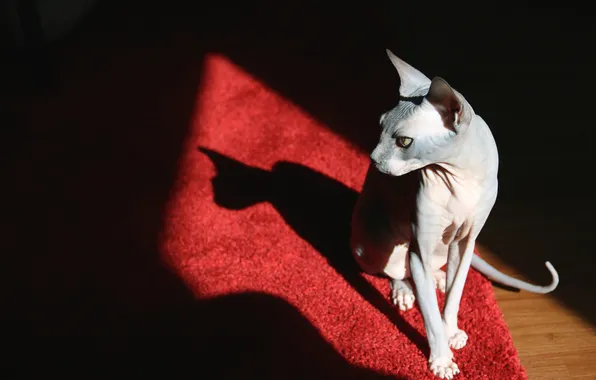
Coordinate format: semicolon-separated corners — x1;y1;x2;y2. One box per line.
419;171;493;234
446;181;486;215
416;186;481;246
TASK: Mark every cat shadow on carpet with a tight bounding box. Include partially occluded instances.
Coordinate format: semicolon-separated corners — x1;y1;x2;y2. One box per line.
199;146;428;356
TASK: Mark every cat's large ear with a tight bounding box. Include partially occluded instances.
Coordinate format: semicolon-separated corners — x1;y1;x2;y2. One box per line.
425;76;464;132
386;49;431;97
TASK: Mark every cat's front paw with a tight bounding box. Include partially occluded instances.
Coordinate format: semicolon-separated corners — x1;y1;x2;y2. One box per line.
429;356;460;379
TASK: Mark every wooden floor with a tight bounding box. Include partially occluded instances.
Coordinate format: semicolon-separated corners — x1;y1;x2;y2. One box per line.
479;247;596;379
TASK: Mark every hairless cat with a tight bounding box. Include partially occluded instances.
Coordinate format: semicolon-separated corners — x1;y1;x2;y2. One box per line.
350;49;559;379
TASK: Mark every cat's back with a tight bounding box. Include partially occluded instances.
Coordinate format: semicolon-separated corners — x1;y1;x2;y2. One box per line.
355;165;419;235
353;164;418;224
472;114;499;177
351;165;418;274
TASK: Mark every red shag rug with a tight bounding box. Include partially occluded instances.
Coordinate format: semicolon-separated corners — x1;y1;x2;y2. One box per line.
157;54;526;379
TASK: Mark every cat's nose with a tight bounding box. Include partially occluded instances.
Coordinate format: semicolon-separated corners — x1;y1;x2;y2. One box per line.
370;148;382;164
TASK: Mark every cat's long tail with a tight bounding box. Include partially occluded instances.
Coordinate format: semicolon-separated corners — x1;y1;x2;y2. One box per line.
471;255;559;294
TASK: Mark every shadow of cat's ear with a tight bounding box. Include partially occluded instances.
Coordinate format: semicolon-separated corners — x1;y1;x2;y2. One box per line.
198;147;234;168
385;49;431;97
198;147;257;178
198;146;272;210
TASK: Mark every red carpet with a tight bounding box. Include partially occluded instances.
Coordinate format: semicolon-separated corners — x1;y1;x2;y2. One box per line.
16;3;527;378
159;54;526;379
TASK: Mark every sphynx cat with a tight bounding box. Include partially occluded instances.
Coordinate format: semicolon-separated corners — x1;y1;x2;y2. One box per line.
350;49;559;379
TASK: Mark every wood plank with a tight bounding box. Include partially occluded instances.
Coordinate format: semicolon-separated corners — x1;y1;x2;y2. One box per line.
477;246;596;379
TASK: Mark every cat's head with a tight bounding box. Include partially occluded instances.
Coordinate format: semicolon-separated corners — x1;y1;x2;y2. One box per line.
370;50;474;176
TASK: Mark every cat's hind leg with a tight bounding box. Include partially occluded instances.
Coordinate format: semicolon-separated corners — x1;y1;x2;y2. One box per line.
383;242;415;311
390;278;416;311
434;270;446;293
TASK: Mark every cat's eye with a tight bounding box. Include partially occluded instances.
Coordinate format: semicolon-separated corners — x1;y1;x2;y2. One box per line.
396;136;413;148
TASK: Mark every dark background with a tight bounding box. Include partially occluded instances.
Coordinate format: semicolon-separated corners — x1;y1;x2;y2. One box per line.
5;0;594;376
